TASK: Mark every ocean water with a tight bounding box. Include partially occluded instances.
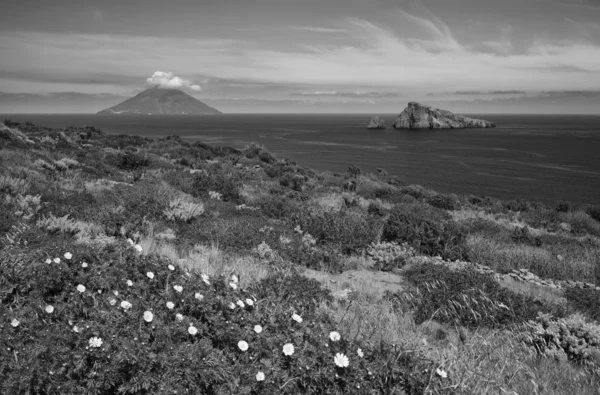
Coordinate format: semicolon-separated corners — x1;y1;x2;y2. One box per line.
3;113;600;205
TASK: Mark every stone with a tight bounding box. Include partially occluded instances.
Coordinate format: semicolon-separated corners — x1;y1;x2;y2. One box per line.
393;102;495;129
367;116;386;129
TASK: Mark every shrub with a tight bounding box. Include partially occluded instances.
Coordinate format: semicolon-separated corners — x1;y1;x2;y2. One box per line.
426;194;458;211
556;201;571;213
0;174;30;196
520;313;600;366
4;194;42;220
366;241;416;271
290;208;382;254
119;150;150;170
565;287;600;322
397;263;564;328
383;203;467;261
586;205;600;223
192;166;240;202
164;196;205;223
560;210;600;237
511;226;542;247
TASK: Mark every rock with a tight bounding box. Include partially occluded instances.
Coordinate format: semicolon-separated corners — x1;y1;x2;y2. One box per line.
559;222;572;233
367;116;386;129
393;102;495;129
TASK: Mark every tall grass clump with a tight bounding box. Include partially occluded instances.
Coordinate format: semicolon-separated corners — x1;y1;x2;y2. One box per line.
395;263;564;328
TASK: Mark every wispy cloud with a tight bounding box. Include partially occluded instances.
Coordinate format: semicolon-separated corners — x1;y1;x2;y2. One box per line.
292;91;401;97
288;26;348;33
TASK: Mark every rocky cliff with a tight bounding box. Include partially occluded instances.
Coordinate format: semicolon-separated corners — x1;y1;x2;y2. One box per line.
393;102;495;129
97;87;222;115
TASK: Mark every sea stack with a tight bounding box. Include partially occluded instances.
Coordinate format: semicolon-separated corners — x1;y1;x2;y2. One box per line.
97;87;222;115
367;116;386;129
393;102;495;129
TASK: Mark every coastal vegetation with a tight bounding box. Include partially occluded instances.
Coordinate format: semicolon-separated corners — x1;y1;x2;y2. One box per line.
2;119;600;394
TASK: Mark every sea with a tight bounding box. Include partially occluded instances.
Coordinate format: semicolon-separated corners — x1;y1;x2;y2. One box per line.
2;113;600;206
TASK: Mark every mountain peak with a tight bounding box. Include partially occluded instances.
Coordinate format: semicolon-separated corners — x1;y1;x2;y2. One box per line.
97;88;222;115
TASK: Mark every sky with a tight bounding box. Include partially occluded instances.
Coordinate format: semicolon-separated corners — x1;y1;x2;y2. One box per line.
1;0;600;113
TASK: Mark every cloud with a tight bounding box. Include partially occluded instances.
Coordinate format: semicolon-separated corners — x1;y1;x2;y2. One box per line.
454;90;527;95
292;91;401;97
146;71;202;91
289;26;348;33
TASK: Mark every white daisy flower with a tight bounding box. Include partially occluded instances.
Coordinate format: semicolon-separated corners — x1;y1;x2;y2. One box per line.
89;337;103;348
188;325;198;335
147;272;154;279
329;331;341;342
64;252;72;260
120;301;132;310
108;298;117;306
334;353;349;368
176;313;184;322
76;284;86;293
229;302;236;310
143;311;153;323
45;258;51;264
53;258;61;264
168;264;175;271
166;301;175;309
245;298;254;306
254;325;263;334
283;343;295;356
173;285;183;293
73;325;80;333
45;305;54;314
113;291;119;296
127;238;134;245
292;313;303;323
201;273;210;285
195;293;204;300
11;318;20;327
126;280;133;287
81;262;88;268
238;340;249;351
134;244;143;253
436;368;448;378
357;348;364;358
256;371;265;381
236;300;245;308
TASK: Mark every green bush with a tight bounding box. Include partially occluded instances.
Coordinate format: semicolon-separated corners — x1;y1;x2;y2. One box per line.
397;263;564;328
290;208;382;254
565;287;600;322
586;205;600;223
382;203;467;261
191;165;241;202
520;313;600;366
426;194;458;211
118;150;150;170
511;226;542;247
366;241;416;271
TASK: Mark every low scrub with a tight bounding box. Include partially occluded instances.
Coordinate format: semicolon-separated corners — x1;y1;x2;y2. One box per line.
565;287;600;323
383;203;468;261
1;244;444;394
520;313;600;366
366;241;416;271
290;208;382;254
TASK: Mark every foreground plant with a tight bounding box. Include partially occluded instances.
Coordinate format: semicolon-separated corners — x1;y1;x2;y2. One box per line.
1;242;446;394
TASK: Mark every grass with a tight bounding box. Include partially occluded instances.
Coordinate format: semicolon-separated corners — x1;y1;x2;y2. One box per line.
2;119;600;394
